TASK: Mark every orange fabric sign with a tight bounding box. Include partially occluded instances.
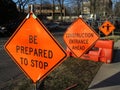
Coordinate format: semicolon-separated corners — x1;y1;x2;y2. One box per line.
4;13;67;83
99;20;115;36
63;18;99;57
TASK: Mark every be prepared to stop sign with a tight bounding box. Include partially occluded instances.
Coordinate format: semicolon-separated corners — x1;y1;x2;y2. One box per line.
16;35;53;70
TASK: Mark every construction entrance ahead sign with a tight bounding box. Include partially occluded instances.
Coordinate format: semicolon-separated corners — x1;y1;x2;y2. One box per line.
63;18;99;57
4;13;67;83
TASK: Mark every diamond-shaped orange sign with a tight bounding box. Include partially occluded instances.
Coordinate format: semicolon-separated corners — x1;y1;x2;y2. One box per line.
4;13;67;83
63;18;99;57
99;20;115;36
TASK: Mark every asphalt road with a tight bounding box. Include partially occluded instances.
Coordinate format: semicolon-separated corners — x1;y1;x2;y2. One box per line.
0;38;25;89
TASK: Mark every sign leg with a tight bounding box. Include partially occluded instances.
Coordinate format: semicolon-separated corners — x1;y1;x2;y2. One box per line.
34;83;37;90
38;80;45;90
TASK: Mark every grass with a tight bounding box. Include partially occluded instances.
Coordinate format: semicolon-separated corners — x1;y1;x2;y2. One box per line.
4;57;102;90
40;57;102;90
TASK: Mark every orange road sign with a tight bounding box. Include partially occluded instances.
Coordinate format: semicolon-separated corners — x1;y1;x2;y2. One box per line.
63;18;99;57
4;13;67;83
99;20;115;36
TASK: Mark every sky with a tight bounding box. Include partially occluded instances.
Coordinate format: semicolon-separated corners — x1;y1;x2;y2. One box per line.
12;0;118;2
12;0;119;7
12;0;118;3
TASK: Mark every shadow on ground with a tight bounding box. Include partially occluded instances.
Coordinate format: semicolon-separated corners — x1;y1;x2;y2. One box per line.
112;49;120;63
89;49;120;89
89;72;120;89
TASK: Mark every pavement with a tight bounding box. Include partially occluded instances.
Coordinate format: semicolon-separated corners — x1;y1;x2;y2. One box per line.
88;40;120;90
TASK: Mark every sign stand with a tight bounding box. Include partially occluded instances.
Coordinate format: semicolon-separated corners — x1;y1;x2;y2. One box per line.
39;79;45;90
34;83;37;90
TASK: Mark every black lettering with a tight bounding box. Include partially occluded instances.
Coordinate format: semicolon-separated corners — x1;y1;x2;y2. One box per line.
44;50;47;58
72;45;85;50
66;33;94;38
38;49;42;57
20;57;24;64
29;35;38;44
16;46;20;53
69;39;88;44
37;49;53;59
48;50;53;59
44;62;48;69
21;46;24;54
24;58;28;65
31;60;39;68
29;47;33;55
20;57;28;65
34;35;38;44
39;61;43;69
29;35;32;43
15;45;53;58
25;47;28;55
34;48;38;56
31;60;34;67
31;60;48;69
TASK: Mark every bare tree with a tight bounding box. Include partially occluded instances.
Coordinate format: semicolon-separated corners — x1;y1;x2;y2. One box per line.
15;0;30;13
56;0;65;21
70;0;83;17
90;0;96;16
114;2;120;17
39;0;49;15
51;0;55;20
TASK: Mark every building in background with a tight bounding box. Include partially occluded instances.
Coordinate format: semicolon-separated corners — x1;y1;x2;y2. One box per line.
28;4;66;21
27;0;113;21
82;1;91;19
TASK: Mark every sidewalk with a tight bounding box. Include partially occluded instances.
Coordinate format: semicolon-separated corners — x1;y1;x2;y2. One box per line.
88;62;120;90
88;40;120;90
